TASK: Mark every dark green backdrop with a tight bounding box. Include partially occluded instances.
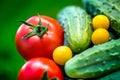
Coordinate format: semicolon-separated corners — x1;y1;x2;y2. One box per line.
0;0;81;80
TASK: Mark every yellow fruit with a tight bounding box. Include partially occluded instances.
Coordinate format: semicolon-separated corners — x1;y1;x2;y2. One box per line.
91;28;110;45
92;14;110;29
53;46;72;65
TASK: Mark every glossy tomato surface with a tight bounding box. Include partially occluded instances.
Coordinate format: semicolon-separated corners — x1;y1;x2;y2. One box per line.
15;15;64;60
18;58;64;80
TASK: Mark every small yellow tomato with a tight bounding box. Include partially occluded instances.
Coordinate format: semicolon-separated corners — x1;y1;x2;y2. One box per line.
91;28;110;45
53;46;72;65
92;14;110;29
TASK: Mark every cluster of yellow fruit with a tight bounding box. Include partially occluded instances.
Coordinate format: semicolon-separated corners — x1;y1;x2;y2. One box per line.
91;14;110;45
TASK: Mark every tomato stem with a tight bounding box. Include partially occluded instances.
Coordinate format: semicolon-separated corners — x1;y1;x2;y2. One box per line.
41;71;57;80
19;21;35;29
41;71;48;80
20;18;48;39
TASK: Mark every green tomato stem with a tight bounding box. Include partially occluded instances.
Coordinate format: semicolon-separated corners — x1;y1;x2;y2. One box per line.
41;71;58;80
19;17;48;39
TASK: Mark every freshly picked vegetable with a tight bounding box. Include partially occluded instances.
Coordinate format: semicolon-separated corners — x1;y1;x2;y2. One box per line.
53;46;72;65
57;6;93;53
15;15;64;60
65;39;120;79
18;58;64;80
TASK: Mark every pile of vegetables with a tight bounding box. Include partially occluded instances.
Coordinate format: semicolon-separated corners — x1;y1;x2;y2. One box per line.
15;0;120;80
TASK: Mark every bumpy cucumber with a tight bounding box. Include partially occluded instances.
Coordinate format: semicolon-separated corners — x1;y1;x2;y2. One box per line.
98;70;120;80
82;0;120;36
57;6;93;53
65;39;120;79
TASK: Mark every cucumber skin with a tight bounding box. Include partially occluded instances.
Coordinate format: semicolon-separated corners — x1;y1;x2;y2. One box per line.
98;70;120;80
82;0;120;36
65;39;120;79
57;6;93;53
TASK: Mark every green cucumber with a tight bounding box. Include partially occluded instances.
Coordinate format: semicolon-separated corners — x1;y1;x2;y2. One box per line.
82;0;120;36
98;70;120;80
57;6;93;53
65;39;120;79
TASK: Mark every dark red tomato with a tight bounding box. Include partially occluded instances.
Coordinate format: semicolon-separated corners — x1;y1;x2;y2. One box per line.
18;58;64;80
15;15;64;60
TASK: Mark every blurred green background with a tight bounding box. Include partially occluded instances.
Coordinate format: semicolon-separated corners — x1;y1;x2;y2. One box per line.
0;0;81;80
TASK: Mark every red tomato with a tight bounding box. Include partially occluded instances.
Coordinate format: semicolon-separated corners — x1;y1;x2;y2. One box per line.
15;15;64;60
18;58;64;80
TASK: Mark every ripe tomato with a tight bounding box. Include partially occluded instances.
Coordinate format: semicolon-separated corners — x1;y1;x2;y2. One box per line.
18;58;64;80
15;15;64;60
92;14;110;30
53;46;72;65
91;28;110;45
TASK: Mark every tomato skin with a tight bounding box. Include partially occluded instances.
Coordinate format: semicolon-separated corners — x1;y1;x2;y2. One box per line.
18;58;64;80
15;15;64;60
92;14;110;30
53;46;72;65
91;28;110;45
